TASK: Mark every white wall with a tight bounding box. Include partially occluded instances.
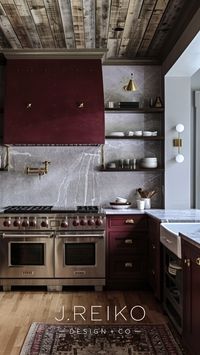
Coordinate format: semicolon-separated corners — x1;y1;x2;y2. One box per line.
165;77;191;208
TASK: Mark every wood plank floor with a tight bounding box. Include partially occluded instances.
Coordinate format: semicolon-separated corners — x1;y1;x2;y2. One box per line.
0;289;168;355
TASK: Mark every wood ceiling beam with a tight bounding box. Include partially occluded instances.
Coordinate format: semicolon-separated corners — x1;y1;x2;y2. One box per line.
147;0;186;58
106;0;130;58
58;0;75;48
71;0;85;48
0;27;12;49
126;0;157;57
118;0;143;57
95;0;111;48
137;0;170;56
0;3;22;48
14;0;42;48
0;0;33;48
26;0;55;47
43;0;66;48
82;0;95;48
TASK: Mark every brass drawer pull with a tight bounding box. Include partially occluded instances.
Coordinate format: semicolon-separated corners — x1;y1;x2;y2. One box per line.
125;262;133;268
196;257;200;266
125;219;134;224
125;239;133;244
152;244;156;249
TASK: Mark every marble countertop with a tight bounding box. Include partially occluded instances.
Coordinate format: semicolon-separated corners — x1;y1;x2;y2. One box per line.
180;231;200;249
104;208;200;222
104;208;145;215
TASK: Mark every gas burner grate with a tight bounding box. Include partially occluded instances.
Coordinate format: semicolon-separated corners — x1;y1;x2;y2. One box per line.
4;206;53;213
77;206;99;213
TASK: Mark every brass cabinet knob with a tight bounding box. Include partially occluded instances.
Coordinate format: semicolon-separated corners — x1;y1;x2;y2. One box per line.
196;257;200;266
125;219;134;224
125;262;133;268
152;244;156;249
26;103;32;109
77;102;84;108
184;258;190;267
125;239;133;244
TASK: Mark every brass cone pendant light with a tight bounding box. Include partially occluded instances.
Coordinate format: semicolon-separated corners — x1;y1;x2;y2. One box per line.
124;73;137;91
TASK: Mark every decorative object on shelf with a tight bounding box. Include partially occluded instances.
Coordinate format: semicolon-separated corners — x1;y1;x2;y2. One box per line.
173;124;184;163
119;101;139;108
123;73;137;91
149;97;155;107
108;101;114;108
0;145;10;171
153;96;163;108
26;160;51;176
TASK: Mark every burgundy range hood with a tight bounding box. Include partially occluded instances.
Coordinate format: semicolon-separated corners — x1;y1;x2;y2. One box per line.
3;58;105;145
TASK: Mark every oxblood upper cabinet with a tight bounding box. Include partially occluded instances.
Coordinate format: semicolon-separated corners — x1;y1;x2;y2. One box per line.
3;59;104;144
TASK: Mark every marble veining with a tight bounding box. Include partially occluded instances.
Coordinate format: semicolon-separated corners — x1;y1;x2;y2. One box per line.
147;209;200;222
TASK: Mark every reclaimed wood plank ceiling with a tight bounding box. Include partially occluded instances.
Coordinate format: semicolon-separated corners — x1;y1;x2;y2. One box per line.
0;0;198;61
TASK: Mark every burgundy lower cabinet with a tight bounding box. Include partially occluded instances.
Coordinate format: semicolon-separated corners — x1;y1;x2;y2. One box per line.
106;215;148;289
182;239;200;355
147;216;161;300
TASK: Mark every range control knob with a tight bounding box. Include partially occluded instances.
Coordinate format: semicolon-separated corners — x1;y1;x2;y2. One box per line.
29;218;37;227
88;218;95;226
80;218;87;226
61;219;68;228
13;218;21;227
96;217;103;226
3;218;11;227
73;218;79;226
41;219;48;228
22;218;29;227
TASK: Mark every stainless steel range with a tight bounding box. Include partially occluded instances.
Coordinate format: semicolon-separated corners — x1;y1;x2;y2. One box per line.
0;206;106;291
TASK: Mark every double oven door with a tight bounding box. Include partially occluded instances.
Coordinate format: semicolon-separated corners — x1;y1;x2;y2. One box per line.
55;231;105;279
0;232;54;278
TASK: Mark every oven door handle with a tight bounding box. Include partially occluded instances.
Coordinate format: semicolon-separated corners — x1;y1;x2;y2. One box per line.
56;233;104;239
1;233;54;239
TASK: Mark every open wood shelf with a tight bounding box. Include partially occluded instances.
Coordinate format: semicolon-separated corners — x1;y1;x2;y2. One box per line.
99;167;164;172
105;108;164;113
105;136;164;141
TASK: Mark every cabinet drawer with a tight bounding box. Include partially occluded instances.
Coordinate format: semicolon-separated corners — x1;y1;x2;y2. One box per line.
107;215;147;230
109;256;147;279
109;231;147;254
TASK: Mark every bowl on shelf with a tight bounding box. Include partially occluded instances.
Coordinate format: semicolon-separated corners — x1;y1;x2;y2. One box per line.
115;197;127;203
106;162;117;169
110;202;131;209
143;131;153;136
140;157;158;168
134;130;143;136
109;131;125;137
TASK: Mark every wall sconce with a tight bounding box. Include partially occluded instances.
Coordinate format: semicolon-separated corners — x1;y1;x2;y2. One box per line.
123;73;137;91
173;124;184;163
